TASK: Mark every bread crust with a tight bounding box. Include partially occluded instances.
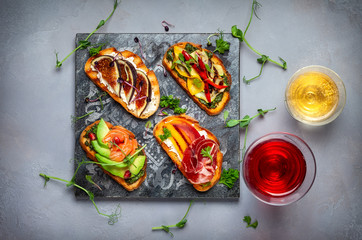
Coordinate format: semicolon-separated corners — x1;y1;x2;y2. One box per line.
79;120;147;191
84;47;160;119
153;115;222;192
162;42;231;115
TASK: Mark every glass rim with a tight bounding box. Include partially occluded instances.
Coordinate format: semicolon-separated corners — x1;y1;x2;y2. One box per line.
285;65;346;126
242;132;316;206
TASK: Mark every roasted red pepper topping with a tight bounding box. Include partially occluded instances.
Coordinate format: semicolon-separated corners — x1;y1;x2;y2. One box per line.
181;50;227;103
88;132;97;141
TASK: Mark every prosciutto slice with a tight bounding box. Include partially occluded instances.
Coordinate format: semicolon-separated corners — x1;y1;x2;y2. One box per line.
182;136;219;184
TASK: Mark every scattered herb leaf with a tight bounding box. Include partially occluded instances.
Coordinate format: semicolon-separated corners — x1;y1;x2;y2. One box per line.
159;128;172;142
231;0;287;83
152;200;193;237
243;215;258;229
55;0;118;68
225;107;276;160
39;158;121;224
71;111;94;124
86;175;102;191
223;110;229;123
145;120;152;129
219;168;239;189
214;30;230;54
159;95;187;115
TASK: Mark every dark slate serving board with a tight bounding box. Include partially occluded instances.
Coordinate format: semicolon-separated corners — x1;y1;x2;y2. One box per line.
74;33;240;199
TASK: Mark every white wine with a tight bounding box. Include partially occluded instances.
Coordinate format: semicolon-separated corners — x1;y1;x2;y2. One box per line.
286;71;339;124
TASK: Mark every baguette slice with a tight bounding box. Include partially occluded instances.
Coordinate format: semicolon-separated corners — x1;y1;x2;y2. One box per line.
80;120;147;191
84;47;160;119
153;115;223;192
162;42;232;115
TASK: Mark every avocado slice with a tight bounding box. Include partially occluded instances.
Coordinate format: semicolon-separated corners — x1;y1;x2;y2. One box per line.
95;153;128;178
129;155;146;175
97;118;110;148
91;140;111;158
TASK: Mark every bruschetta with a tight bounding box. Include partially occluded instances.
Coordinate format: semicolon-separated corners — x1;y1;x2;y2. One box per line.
84;47;160;119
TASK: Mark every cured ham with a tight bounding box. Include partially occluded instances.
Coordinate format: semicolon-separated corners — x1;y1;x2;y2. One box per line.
182;136;219;184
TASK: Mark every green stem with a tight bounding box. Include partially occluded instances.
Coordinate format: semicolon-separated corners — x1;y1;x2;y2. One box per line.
244;60;265;84
241;125;249;161
56;0;118;68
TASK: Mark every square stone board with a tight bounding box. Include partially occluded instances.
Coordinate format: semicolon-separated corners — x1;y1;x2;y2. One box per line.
74;33;240;199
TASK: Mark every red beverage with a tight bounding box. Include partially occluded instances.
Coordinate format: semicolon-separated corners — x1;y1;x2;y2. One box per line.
243;132;315;206
244;139;306;197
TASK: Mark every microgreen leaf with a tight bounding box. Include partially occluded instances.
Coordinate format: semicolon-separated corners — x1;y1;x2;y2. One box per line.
231;0;287;83
86;175;102;191
145;120;152;129
223;110;229;123
55;0;118;68
152;200;193;237
89;43;105;57
71;111;94;124
225;108;276;161
219;168;239;189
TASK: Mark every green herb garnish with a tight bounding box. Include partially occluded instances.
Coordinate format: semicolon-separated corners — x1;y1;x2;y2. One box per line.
160;95;187;115
85;175;102;191
159;128;172;142
55;0;118;68
201;146;213;164
71;111;94;124
39;158;121;224
231;0;287;84
225;108;276;160
219;168;239;189
152;200;193;237
243;216;258;229
145;120;152;129
214;30;230;54
88;43;107;57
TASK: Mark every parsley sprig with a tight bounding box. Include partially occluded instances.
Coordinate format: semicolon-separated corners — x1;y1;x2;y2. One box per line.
159;95;187;115
55;0;118;68
224;108;276;160
159;128;172;142
201;146;213;164
231;0;287;84
219;168;240;189
39;158;121;224
207;30;230;54
152;200;193;237
243;215;258;229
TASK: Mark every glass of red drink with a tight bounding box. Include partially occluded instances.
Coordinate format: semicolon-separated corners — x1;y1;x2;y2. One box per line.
242;132;316;206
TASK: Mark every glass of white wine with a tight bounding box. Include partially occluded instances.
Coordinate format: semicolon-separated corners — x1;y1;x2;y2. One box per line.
285;65;346;126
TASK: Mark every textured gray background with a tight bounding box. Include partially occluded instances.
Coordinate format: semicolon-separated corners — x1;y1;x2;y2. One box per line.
0;0;361;239
73;33;240;199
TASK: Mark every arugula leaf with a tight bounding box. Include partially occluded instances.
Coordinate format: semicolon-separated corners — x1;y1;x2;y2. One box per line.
201;146;213;164
243;215;258;229
225;108;276;160
219;168;239;189
214;30;230;54
159;128;172;142
55;0;118;68
231;0;287;83
152;201;193;237
193;78;203;89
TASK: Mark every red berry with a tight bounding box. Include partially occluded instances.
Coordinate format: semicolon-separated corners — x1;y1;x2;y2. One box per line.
124;170;131;179
88;132;96;141
114;136;121;145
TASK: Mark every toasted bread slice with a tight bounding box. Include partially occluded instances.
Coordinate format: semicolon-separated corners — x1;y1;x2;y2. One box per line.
162;42;231;115
84;47;160;119
80;120;147;191
153;115;223;192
